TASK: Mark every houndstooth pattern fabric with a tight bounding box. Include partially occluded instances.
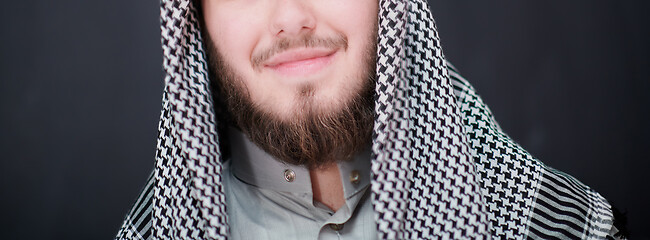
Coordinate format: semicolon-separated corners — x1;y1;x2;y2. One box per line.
371;0;491;238
450;67;542;238
153;0;227;239
449;65;614;238
371;0;410;238
116;0;618;239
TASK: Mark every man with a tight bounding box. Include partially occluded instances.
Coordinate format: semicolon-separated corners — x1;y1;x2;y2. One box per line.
116;0;625;239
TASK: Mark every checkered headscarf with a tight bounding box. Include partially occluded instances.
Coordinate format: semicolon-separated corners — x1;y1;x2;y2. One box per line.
116;0;618;239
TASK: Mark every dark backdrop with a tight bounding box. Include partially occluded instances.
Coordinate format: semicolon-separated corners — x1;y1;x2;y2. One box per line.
1;0;648;239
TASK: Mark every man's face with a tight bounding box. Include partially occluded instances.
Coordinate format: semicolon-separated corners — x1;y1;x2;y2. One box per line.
201;0;378;167
201;0;378;121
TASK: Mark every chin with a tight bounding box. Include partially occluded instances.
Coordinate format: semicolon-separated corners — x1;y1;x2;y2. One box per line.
264;94;349;123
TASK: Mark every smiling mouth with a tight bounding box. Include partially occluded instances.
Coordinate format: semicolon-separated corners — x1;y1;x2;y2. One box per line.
262;48;339;77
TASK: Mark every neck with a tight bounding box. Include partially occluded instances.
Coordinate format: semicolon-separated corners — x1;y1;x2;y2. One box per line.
309;162;345;211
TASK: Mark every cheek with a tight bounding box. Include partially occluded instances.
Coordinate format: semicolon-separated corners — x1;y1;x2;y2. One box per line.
212;21;252;63
203;6;259;73
327;0;377;35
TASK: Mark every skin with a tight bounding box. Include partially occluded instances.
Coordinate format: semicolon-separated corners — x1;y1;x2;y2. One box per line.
201;0;378;211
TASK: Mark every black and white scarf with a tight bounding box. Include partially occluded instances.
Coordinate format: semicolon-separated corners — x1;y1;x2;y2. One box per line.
116;0;619;239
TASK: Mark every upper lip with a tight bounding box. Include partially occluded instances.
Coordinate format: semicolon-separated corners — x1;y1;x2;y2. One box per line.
262;47;338;68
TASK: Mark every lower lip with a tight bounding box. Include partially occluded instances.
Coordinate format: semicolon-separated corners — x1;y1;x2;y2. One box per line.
266;52;336;77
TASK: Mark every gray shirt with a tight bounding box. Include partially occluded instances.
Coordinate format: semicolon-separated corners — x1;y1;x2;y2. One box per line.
223;129;378;240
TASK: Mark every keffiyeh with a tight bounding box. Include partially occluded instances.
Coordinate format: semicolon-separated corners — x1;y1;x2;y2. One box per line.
116;0;618;239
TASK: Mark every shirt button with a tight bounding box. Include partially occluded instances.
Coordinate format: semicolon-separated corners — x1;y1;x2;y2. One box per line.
284;169;295;182
329;223;344;231
350;170;360;184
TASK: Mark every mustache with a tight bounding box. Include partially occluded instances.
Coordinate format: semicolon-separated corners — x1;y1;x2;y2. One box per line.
251;33;348;68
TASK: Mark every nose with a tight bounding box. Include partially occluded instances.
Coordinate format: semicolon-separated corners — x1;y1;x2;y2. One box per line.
269;0;316;36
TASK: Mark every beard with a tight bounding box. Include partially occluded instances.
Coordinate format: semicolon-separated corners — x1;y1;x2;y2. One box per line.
204;33;376;169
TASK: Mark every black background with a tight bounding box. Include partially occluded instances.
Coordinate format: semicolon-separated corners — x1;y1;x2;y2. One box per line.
1;0;648;239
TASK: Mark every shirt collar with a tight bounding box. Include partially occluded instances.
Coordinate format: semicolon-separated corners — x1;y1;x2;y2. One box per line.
228;128;371;198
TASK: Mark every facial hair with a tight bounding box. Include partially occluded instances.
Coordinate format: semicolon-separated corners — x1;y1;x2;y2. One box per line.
204;32;376;169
